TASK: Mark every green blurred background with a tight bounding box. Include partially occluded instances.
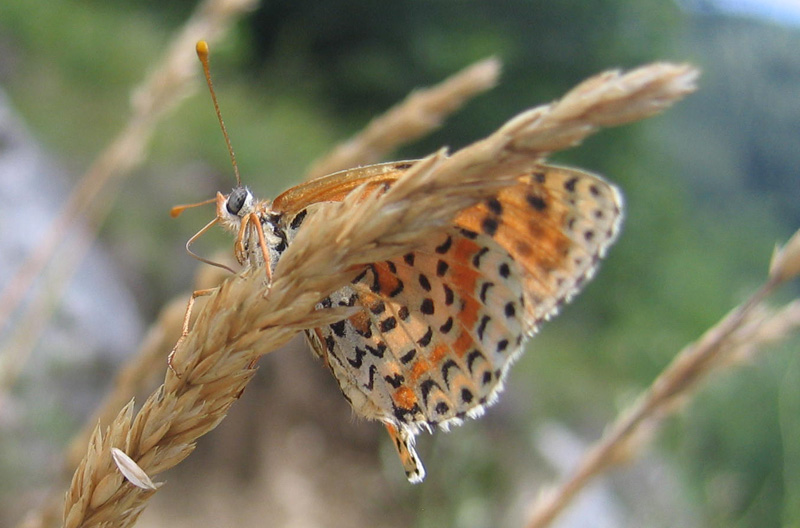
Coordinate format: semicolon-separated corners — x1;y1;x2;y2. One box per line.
0;1;798;527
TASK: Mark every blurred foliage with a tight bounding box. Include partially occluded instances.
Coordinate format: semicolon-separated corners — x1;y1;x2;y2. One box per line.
0;1;798;527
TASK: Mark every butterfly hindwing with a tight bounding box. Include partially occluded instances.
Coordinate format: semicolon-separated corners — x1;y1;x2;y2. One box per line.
304;228;529;480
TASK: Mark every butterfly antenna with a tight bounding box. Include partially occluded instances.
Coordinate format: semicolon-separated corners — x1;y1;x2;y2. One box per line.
169;196;217;218
196;40;241;186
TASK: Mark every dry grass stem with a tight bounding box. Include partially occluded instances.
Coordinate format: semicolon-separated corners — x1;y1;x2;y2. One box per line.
770;228;800;283
726;301;800;364
526;233;800;528
494;62;698;157
62;62;696;528
305;57;502;180
0;0;257;399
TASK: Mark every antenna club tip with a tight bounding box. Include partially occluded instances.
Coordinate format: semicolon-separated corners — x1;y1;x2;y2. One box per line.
196;40;209;58
170;206;184;218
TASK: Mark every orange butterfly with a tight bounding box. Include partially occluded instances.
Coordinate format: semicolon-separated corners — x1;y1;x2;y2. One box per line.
174;42;623;483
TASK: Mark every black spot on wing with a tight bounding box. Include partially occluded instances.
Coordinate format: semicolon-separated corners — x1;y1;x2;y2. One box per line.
499;263;510;278
443;284;454;305
400;348;417;364
441;359;459;387
420;298;435;315
417;327;433;347
480;282;494;303
436;236;453;254
398;306;410;321
347;346;367;368
389;280;405;297
486;197;503;215
418;274;431;291
364;364;378;390
290;209;307;230
380;317;397;333
330;320;346;338
385;373;405;389
481;217;499;236
352;268;368;284
476;315;491;340
420;379;442;407
526;193;546;211
366;343;386;358
459;228;478;240
440;317;454;334
467;349;484;374
472;246;490;267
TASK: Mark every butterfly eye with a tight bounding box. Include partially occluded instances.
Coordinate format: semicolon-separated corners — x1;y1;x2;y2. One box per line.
226;187;250;216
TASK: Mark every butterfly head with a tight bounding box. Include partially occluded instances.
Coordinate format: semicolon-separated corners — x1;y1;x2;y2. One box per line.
214;186;287;271
215;186;257;233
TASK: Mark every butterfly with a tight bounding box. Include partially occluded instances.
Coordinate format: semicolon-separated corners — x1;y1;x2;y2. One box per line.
174;41;624;483
183;159;623;483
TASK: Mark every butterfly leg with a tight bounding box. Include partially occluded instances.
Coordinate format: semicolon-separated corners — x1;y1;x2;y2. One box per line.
168;287;217;374
233;218;250;265
384;422;426;483
245;212;274;288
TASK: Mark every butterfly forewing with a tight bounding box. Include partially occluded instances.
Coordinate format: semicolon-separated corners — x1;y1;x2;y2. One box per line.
272;161;414;214
454;166;623;325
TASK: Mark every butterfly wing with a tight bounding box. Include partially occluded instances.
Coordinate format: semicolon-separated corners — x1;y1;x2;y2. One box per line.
305;226;530;482
290;163;623;482
272;160;415;214
453;166;623;326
